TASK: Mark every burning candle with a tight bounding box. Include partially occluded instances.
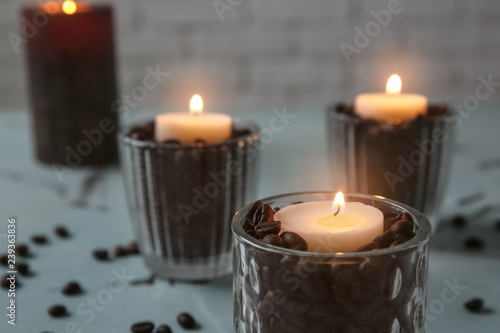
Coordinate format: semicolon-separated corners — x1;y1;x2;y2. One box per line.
354;74;428;123
155;95;232;144
274;192;383;253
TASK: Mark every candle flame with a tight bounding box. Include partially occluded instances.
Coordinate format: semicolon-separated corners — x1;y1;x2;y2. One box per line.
386;74;402;95
62;0;77;15
332;192;346;216
189;94;203;115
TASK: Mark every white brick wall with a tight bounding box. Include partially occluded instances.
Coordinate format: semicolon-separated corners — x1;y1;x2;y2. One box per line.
1;0;499;111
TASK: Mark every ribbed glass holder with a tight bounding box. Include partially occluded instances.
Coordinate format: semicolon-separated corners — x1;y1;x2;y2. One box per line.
327;105;455;230
232;192;431;333
119;119;260;281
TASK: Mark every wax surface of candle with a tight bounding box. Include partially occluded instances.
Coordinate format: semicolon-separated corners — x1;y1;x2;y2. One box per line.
354;74;428;123
274;201;383;253
155;95;232;144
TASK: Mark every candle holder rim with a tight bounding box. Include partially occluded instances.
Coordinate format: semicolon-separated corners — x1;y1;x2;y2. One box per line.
327;103;454;125
118;117;260;149
232;191;432;258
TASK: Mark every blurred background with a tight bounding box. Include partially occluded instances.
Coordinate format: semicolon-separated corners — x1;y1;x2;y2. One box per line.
1;0;499;112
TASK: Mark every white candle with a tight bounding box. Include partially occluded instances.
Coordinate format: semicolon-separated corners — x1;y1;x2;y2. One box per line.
354;74;428;123
274;192;383;253
155;94;232;144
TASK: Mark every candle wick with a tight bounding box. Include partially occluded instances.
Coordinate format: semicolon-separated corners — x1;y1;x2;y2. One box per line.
333;204;341;216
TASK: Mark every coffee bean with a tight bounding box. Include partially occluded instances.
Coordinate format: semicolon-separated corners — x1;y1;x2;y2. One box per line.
177;312;197;329
255;221;281;238
353;242;381;252
280;294;310;314
131;321;155;333
383;217;398;231
331;266;357;285
281;232;308;251
156;325;172;333
128;241;140;254
92;249;109;261
464;298;484;313
300;275;329;301
389;220;414;236
31;234;48;244
273;207;281;213
495;219;500;231
129;127;152;141
54;225;70;238
372;231;397;248
243;218;255;232
396;212;412;221
246;201;263;220
258;204;274;223
114;245;128;257
62;281;83;295
464;237;485;250
0;254;7;266
48;305;68;318
407;232;416;239
292;201;304;205
1;274;18;289
261;234;285;247
16;263;30;276
451;216;467;228
17;244;29;257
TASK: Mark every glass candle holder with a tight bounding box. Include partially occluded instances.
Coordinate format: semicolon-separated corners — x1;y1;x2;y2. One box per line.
23;5;118;166
120;118;260;281
327;104;455;230
232;192;431;333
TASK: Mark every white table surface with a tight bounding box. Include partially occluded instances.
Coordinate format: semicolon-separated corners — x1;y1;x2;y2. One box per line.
0;107;499;333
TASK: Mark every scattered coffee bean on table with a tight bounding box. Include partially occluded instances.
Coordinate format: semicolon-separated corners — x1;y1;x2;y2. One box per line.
177;313;197;329
1;274;18;289
48;305;68;318
114;245;128;257
62;281;83;295
31;234;48;244
54;225;71;238
92;249;109;261
16;263;30;276
464;237;485;250
156;325;172;333
496;220;500;231
131;321;155;333
451;215;467;228
17;244;29;257
465;298;484;313
0;254;7;266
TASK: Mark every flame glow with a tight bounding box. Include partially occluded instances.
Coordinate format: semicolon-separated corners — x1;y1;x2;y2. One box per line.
386;74;402;95
43;1;59;13
62;0;77;15
189;94;203;115
332;192;346;216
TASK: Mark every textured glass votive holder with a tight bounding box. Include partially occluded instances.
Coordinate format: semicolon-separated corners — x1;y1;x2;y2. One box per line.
232;192;431;333
327;104;455;230
120;118;260;281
